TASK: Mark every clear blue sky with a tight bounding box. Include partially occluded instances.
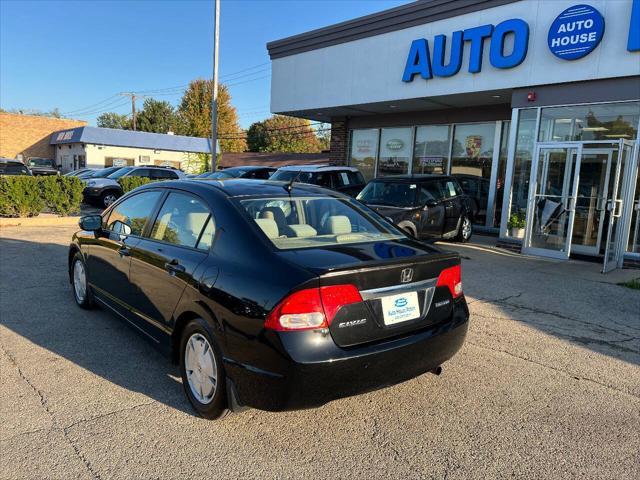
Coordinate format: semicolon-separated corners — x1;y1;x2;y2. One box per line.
1;0;409;129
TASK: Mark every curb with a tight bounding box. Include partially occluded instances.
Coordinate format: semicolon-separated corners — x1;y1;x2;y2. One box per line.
0;216;81;228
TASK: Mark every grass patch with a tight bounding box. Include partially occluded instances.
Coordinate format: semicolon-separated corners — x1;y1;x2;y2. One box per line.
618;278;640;290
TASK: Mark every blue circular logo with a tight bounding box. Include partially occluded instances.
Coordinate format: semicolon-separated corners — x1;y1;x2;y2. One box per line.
547;4;604;60
394;297;408;308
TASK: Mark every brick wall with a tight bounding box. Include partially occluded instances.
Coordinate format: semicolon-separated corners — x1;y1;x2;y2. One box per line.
329;117;348;165
0;113;86;160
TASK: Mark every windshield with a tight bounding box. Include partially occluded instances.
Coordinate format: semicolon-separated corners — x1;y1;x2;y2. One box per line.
28;158;54;167
107;167;135;179
238;196;404;250
208;171;236;179
357;181;417;207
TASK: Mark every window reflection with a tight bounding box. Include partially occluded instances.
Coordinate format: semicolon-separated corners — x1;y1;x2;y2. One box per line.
378;128;412;176
349;129;379;182
412;125;451;174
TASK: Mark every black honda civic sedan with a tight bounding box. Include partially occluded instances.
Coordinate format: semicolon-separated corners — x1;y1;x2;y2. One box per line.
68;179;469;419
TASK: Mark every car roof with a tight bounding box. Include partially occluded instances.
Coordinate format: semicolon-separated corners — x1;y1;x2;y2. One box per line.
369;174;453;182
276;164;359;173
140;178;338;198
224;165;275;171
0;158;23;164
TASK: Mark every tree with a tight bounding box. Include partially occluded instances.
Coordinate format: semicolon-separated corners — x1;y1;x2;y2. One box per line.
316;122;331;151
176;79;246;152
246;115;322;153
136;98;178;133
97;112;131;129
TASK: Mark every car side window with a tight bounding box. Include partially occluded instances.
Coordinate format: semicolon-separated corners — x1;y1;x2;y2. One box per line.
196;216;216;251
314;172;333;188
104;191;162;236
418;182;440;204
150;192;211;248
151;169;178;179
439;180;458;199
453;179;465;196
128;168;152;178
337;171;351;186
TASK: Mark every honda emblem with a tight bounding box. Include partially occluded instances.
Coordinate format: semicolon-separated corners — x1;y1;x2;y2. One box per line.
400;268;413;283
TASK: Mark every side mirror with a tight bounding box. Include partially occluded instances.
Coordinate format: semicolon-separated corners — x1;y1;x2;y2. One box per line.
79;215;102;232
111;220;132;237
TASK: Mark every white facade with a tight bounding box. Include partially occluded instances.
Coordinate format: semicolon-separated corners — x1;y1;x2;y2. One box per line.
271;0;639;113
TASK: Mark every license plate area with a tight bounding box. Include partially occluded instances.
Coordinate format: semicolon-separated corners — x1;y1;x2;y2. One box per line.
380;291;420;325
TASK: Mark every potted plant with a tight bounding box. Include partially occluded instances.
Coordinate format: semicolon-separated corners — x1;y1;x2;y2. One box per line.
508;212;526;238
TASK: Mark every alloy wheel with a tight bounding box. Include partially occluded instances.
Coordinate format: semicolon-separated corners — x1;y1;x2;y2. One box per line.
184;333;217;404
462;217;472;240
103;194;117;207
73;259;87;303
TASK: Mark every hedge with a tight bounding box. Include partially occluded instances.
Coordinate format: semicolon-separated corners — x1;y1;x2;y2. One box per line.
117;177;158;194
0;176;84;217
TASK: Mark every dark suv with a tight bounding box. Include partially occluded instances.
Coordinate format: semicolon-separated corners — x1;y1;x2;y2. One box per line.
27;158;60;176
270;165;366;197
357;175;474;242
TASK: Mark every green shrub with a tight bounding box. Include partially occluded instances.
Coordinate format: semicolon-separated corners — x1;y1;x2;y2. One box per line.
118;177;157;193
0;176;44;217
39;175;84;216
0;175;84;217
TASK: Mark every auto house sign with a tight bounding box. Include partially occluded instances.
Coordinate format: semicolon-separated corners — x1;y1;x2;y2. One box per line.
547;4;605;60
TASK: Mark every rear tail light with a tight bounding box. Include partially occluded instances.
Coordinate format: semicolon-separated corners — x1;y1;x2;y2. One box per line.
265;284;362;331
436;265;463;298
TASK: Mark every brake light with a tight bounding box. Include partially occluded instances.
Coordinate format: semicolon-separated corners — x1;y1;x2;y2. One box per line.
265;284;362;331
436;265;463;298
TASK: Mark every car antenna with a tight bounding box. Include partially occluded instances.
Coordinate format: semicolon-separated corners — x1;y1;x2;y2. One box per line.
284;170;302;193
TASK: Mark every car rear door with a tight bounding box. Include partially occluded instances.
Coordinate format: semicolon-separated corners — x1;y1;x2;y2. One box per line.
87;190;163;314
128;190;214;330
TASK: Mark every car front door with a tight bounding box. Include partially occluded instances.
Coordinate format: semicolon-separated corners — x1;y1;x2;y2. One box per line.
128;191;214;331
418;181;446;237
439;179;463;234
87;190;164;315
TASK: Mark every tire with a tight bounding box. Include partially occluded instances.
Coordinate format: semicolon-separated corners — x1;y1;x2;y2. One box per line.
455;215;472;243
179;319;229;420
71;253;94;309
100;190;120;208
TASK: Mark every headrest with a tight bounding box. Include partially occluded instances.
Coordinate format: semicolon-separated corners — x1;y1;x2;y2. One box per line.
327;215;351;235
289;224;317;238
255;218;279;239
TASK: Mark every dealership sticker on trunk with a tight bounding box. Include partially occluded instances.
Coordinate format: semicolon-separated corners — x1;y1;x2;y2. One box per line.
381;291;420;325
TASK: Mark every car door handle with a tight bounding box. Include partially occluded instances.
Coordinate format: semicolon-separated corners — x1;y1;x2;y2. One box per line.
164;259;186;275
118;246;131;257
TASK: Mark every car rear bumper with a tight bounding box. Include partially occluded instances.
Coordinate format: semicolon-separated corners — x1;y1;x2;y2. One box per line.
224;297;469;412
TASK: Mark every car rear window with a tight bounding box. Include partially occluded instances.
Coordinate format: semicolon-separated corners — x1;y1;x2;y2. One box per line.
356;181;417;207
238;196;403;250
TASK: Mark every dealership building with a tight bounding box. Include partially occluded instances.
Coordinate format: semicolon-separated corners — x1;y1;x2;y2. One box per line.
268;0;640;270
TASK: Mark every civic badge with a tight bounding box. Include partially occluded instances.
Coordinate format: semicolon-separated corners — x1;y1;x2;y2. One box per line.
400;268;413;283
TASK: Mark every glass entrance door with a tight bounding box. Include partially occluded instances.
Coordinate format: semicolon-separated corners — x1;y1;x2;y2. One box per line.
602;141;634;272
571;149;613;255
523;144;582;259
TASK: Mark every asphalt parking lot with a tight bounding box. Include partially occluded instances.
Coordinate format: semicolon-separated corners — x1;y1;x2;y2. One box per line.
1;225;639;479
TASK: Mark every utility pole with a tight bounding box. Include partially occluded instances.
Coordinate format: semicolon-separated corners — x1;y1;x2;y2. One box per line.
120;92;147;131
211;0;220;172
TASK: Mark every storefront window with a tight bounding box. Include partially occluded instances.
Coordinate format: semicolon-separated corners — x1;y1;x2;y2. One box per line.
349;129;379;181
507;109;538;237
493;121;510;228
412;125;451;174
539;102;640;142
450;123;496;225
377;128;413;176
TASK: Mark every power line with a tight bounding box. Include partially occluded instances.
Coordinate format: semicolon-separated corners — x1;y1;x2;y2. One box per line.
61;94;122;115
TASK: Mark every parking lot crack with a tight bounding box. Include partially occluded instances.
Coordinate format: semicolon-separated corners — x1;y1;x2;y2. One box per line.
467;341;640;400
0;344;103;480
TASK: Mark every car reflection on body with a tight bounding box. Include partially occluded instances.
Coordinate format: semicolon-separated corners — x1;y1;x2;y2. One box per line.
69;179;469;419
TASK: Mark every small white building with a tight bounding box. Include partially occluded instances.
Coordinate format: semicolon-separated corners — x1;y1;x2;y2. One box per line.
50;126;213;174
